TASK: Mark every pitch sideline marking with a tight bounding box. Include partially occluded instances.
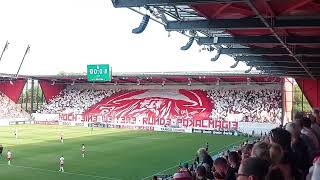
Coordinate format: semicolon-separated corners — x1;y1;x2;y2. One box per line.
0;164;121;180
140;137;247;180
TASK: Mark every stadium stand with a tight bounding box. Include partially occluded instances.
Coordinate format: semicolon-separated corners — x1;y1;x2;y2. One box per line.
37;87;118;114
0;92;29;119
207;89;282;123
38;87;282;124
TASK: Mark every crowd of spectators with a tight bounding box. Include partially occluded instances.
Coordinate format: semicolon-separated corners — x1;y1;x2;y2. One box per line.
0;92;29;119
38;88;118;114
154;110;320;180
207;89;282;124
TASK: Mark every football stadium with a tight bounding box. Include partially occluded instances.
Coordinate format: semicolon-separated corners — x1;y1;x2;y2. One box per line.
1;1;320;180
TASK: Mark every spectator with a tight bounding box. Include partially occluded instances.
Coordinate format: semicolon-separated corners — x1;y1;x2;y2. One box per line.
237;157;269;180
173;170;192;180
269;143;283;166
294;119;319;159
310;113;320;142
266;167;285;180
197;148;213;169
301;117;320;150
269;128;303;180
202;163;214;179
213;157;236;180
313;109;320;125
38;88;118;114
251;142;271;163
207;89;282;124
196;165;208;180
241;144;254;163
286;122;311;174
213;171;225;180
228;151;240;172
0;92;29;119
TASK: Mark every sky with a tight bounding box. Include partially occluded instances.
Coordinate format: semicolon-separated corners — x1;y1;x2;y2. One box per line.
0;0;251;75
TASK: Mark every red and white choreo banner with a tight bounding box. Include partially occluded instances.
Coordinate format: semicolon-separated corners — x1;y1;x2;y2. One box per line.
32;89;279;133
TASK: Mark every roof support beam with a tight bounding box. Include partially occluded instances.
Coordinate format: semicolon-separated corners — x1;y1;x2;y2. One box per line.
246;0;314;79
220;48;320;56
166;18;320;31
253;63;320;68
197;36;320;45
112;0;244;8
279;0;313;16
236;56;320;63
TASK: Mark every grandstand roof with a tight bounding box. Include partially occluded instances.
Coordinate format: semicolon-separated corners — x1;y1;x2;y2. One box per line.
112;0;320;79
0;71;280;85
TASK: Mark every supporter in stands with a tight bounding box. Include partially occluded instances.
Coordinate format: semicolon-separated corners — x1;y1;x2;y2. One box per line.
251;142;271;163
197;148;213;169
195;165;208;180
310;111;320;142
301;117;320;151
0;92;29;119
213;171;225;180
172;170;192;180
207;89;281;124
313;109;320;126
237;157;269;180
269;143;283;166
286;122;311;174
213;157;236;180
293;118;319;159
228;151;240;172
241;144;253;163
202;163;214;179
38;88;117;114
269;128;303;180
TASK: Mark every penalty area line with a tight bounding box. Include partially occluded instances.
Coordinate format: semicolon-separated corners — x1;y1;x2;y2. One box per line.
0;164;121;180
140;137;248;180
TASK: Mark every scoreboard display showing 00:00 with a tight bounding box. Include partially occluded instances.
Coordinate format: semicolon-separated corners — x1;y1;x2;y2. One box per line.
87;64;111;82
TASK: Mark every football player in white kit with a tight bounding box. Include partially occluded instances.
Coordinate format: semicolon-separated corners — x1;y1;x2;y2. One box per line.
7;150;12;165
81;144;86;158
59;155;64;172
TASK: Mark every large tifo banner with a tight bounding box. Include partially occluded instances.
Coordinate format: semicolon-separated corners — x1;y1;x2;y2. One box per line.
33;88;281;134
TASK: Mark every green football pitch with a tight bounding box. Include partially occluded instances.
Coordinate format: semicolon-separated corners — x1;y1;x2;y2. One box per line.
0;125;246;180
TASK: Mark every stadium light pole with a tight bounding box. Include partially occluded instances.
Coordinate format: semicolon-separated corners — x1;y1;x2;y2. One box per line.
16;45;30;77
0;41;9;63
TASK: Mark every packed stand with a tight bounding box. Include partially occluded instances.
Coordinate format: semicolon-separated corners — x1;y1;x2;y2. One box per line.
207;89;282;123
154;110;320;180
38;88;118;114
0;92;29;119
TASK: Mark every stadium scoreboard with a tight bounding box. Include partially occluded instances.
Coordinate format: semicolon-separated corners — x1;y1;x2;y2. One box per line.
87;64;111;82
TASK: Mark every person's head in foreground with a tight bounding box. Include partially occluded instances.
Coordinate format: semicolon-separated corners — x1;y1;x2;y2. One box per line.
285;122;300;139
197;148;208;159
196;165;207;180
269;128;291;151
251;142;271;163
237;157;269;180
228;151;241;170
241;144;254;162
172;169;192;180
213;157;229;175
